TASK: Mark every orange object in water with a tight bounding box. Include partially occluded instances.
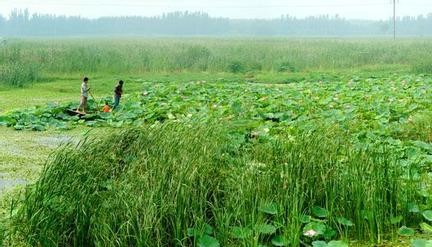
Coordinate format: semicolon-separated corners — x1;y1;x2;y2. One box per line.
102;105;111;113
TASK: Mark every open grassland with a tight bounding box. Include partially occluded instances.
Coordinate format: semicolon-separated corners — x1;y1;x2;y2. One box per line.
1;38;432;247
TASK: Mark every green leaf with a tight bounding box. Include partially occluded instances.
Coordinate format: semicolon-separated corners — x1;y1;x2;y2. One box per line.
187;228;198;237
323;228;337;240
398;226;415;236
271;235;288;247
259;203;278;215
423;210;432;221
327;241;349;247
204;224;214;235
231;226;253;239
312;241;328;247
14;124;25;130
300;215;311;224
312;206;329;218
31;124;46;131
231;100;243;114
390;216;403;224
303;222;327;237
336;217;354;227
361;210;373;221
420;222;432;233
411;239;432;247
255;223;277;235
409;203;421;213
187;224;213;238
418;189;430;198
198;235;220;247
0;116;13;126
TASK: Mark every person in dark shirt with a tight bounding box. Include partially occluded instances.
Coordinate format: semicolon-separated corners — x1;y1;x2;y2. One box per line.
113;80;124;110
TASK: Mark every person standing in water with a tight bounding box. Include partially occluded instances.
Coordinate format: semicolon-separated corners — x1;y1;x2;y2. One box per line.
77;77;90;114
113;80;124;110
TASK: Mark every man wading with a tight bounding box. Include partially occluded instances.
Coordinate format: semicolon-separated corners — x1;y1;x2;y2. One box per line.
77;77;90;114
113;80;124;110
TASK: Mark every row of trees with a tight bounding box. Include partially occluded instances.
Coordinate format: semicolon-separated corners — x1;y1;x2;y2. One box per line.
1;9;432;36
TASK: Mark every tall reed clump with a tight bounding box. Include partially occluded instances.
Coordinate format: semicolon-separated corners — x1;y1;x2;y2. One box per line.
10;123;419;246
220;127;411;246
0;45;39;87
0;61;39;87
11;123;231;247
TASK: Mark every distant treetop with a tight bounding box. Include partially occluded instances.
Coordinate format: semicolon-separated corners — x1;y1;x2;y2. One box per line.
1;9;431;37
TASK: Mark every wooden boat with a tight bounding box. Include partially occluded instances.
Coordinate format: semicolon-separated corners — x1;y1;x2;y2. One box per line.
65;109;101;121
65;109;86;117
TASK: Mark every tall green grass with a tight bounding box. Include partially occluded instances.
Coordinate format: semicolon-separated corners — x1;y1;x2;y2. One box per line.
0;45;39;87
9;122;421;246
1;38;432;85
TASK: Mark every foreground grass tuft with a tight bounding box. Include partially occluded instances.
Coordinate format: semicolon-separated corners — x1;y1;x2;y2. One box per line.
8;122;422;246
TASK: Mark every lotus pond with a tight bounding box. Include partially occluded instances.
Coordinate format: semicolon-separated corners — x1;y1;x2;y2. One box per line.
1;72;432;246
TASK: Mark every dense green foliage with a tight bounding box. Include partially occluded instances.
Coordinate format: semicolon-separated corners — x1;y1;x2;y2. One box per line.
1;38;432;87
4;72;432;246
1;9;432;36
1;74;431;139
7;123;427;246
2;38;432;246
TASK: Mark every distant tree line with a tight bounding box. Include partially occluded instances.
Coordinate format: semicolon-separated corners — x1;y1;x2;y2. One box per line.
1;9;432;37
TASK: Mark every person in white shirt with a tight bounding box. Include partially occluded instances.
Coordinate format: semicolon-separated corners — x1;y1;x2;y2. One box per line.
77;77;90;114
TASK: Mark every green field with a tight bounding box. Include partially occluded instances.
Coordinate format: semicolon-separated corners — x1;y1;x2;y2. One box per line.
1;39;432;247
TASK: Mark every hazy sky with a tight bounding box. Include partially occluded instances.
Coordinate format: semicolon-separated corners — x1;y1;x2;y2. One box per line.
1;0;431;20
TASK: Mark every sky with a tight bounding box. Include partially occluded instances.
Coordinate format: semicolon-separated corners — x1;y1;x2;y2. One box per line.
1;0;431;20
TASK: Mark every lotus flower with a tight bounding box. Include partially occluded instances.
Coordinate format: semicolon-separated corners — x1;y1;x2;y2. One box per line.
303;229;318;237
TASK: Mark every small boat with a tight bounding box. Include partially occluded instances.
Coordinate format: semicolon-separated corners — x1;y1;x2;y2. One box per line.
65;109;101;121
65;109;86;117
